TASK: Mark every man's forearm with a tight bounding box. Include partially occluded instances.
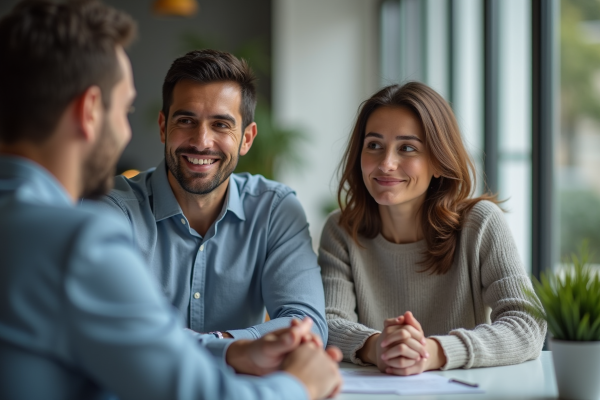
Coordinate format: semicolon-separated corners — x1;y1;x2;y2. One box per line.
227;316;324;344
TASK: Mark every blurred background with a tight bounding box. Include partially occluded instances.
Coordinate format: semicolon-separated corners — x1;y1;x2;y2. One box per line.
1;0;598;277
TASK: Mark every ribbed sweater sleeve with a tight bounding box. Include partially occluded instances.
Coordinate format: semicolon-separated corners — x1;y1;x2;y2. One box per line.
432;201;547;369
319;216;379;365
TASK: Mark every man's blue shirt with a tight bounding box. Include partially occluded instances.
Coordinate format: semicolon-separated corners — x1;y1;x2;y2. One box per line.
95;160;327;342
0;156;308;400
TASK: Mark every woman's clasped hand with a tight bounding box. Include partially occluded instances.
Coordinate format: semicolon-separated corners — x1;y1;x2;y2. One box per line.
360;311;446;376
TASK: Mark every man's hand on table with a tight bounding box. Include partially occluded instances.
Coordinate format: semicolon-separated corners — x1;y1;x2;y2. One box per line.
215;317;342;399
282;341;343;400
225;317;324;375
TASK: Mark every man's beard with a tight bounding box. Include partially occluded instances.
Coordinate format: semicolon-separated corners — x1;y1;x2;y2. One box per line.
165;146;238;195
81;117;119;200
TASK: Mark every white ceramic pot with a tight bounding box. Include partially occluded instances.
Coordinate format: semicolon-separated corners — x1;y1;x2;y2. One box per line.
550;339;600;400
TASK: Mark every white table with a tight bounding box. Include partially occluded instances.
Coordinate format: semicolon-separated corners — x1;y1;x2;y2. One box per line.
338;351;558;399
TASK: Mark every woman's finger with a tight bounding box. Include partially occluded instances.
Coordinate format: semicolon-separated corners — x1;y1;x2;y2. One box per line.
382;354;420;369
403;311;423;333
384;337;428;359
383;315;405;328
380;328;412;347
402;325;425;343
381;341;422;361
381;326;426;348
385;359;426;376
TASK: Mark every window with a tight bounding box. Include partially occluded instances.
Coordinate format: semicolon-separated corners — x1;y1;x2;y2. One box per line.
558;0;600;267
380;0;534;272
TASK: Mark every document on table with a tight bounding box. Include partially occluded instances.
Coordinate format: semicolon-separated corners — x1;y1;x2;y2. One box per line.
341;369;485;395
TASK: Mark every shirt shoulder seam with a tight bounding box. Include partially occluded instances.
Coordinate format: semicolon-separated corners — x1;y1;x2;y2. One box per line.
103;193;133;223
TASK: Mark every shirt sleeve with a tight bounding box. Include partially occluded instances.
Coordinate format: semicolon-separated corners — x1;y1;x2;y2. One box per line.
318;213;380;365
65;211;308;400
227;192;328;344
430;202;547;370
183;329;234;366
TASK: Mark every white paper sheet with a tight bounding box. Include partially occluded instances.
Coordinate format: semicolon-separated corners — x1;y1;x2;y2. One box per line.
341;369;485;395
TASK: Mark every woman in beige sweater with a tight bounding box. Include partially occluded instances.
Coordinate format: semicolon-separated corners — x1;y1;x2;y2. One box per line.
319;82;546;376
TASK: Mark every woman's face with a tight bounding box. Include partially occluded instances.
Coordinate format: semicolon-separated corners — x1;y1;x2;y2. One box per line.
361;106;438;209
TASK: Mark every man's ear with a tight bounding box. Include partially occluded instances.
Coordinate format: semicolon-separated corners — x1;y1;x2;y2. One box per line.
239;122;257;156
74;86;103;142
159;111;167;144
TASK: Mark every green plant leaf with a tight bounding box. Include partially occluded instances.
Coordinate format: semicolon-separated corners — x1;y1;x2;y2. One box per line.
525;241;600;341
577;313;590;341
590;313;600;341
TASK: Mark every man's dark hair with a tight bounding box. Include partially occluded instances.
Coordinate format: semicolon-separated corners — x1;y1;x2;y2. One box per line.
0;0;136;144
162;49;257;130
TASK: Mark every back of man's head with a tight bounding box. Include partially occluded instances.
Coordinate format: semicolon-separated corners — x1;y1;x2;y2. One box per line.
0;0;136;144
162;49;257;130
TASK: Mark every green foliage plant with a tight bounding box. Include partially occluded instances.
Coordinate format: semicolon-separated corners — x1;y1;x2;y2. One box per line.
525;242;600;341
235;103;306;180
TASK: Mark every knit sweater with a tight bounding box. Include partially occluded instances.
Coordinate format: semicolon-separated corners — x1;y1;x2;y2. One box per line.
319;200;546;370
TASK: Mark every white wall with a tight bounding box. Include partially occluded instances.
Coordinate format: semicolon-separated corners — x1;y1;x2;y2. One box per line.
273;0;380;250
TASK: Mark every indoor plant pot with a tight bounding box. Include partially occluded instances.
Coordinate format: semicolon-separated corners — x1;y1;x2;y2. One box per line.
549;339;600;399
526;244;600;400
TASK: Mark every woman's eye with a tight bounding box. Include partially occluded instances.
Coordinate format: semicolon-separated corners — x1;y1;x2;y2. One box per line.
400;144;416;152
366;141;381;149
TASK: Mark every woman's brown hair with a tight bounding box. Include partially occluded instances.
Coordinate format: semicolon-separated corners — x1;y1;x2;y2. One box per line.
337;81;498;275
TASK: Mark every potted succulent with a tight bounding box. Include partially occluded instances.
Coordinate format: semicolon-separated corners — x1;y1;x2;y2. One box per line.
525;244;600;400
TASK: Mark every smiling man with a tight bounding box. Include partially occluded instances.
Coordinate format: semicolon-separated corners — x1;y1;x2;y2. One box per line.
97;50;327;346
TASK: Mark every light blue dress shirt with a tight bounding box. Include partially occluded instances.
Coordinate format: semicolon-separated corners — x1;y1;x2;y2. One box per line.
0;156;308;400
95;160;327;342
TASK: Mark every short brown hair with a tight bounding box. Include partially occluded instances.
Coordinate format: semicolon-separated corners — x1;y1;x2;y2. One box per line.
0;0;136;144
161;49;257;130
338;82;498;274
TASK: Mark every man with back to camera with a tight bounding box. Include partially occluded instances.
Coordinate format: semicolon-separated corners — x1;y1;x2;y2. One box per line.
0;1;342;399
94;49;328;344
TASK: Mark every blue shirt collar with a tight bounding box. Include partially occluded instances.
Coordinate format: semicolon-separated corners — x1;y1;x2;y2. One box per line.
0;155;73;207
226;175;246;221
149;159;246;222
149;160;183;222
